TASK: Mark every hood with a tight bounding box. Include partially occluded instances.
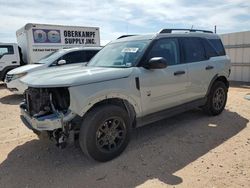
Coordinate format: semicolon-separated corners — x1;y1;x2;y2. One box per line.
20;65;133;88
7;64;44;74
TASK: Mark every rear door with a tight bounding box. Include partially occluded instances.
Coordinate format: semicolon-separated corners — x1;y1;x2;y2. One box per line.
180;37;210;100
139;37;189;116
205;38;228;82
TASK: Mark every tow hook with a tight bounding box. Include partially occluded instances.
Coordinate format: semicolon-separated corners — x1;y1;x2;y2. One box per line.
52;124;70;149
57;131;68;149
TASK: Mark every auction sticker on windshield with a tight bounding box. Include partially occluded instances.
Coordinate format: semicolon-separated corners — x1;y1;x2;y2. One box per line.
122;48;139;53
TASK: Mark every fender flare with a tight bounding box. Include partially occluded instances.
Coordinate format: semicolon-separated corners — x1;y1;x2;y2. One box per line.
206;74;229;96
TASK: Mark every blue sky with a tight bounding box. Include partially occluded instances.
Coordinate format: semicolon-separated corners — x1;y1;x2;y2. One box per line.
0;0;249;45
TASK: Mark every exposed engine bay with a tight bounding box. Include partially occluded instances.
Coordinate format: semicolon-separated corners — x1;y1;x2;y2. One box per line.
21;87;77;148
24;87;70;117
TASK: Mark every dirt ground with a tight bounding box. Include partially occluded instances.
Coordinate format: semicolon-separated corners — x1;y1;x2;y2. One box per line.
0;82;249;188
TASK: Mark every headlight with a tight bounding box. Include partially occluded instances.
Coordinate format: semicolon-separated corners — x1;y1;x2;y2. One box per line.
11;72;28;81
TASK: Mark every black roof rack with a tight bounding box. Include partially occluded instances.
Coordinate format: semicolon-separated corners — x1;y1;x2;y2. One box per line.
159;29;213;34
117;35;137;39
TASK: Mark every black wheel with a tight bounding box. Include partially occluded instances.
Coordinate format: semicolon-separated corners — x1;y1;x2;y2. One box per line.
79;105;131;162
203;81;228;116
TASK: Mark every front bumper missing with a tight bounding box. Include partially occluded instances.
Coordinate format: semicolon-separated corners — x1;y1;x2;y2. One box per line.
20;103;76;131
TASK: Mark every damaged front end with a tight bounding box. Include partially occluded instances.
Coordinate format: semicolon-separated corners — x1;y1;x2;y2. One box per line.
20;87;76;147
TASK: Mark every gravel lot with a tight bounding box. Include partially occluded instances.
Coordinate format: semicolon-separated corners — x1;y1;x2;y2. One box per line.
0;82;249;188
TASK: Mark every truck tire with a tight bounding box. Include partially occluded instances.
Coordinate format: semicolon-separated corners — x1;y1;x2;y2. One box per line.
203;81;227;116
79;104;131;162
0;71;7;81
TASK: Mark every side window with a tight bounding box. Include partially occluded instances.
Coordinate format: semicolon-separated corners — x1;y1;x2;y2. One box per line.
201;39;218;58
86;50;99;61
147;38;180;66
62;51;86;64
181;38;206;63
0;46;14;57
208;39;226;56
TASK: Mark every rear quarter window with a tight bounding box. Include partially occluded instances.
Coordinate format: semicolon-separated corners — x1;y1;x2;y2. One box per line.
208;39;226;56
201;39;218;58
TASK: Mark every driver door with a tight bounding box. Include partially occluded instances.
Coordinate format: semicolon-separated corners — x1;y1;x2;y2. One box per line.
139;38;189;116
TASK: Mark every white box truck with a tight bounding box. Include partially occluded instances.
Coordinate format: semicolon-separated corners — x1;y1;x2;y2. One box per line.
0;23;100;80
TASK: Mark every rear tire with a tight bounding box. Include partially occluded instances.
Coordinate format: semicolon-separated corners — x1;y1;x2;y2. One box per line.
79;105;131;162
203;81;228;116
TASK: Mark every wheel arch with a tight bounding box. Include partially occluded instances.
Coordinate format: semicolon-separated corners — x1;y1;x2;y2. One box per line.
216;76;229;88
79;97;139;128
206;74;229;96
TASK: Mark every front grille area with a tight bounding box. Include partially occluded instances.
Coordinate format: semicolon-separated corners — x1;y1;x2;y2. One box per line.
25;87;70;117
5;74;13;83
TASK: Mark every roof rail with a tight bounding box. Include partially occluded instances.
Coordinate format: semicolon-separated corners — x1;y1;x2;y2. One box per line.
159;29;213;34
117;35;137;39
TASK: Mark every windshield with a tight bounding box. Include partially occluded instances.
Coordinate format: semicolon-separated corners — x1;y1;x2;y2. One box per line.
87;40;150;68
36;50;66;64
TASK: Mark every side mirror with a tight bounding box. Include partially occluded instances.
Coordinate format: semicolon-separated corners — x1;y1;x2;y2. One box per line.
144;57;168;69
57;59;66;65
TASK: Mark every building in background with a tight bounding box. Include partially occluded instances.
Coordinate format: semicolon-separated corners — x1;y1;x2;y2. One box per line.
220;31;250;82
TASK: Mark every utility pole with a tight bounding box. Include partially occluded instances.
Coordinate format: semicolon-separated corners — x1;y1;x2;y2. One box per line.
214;25;217;33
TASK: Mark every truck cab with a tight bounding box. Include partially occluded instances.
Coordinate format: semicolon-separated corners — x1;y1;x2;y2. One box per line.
0;43;23;81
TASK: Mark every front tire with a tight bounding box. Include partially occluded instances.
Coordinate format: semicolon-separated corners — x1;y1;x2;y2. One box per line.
203;81;228;116
79;105;131;162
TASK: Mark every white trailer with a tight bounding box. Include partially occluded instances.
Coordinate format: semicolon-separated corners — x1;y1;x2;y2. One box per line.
220;31;250;82
0;23;100;80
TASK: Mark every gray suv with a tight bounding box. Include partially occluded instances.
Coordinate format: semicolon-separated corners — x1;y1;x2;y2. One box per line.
20;29;230;162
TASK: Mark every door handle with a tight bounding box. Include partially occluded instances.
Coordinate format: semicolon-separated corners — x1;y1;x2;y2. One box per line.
174;71;185;76
205;65;214;70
